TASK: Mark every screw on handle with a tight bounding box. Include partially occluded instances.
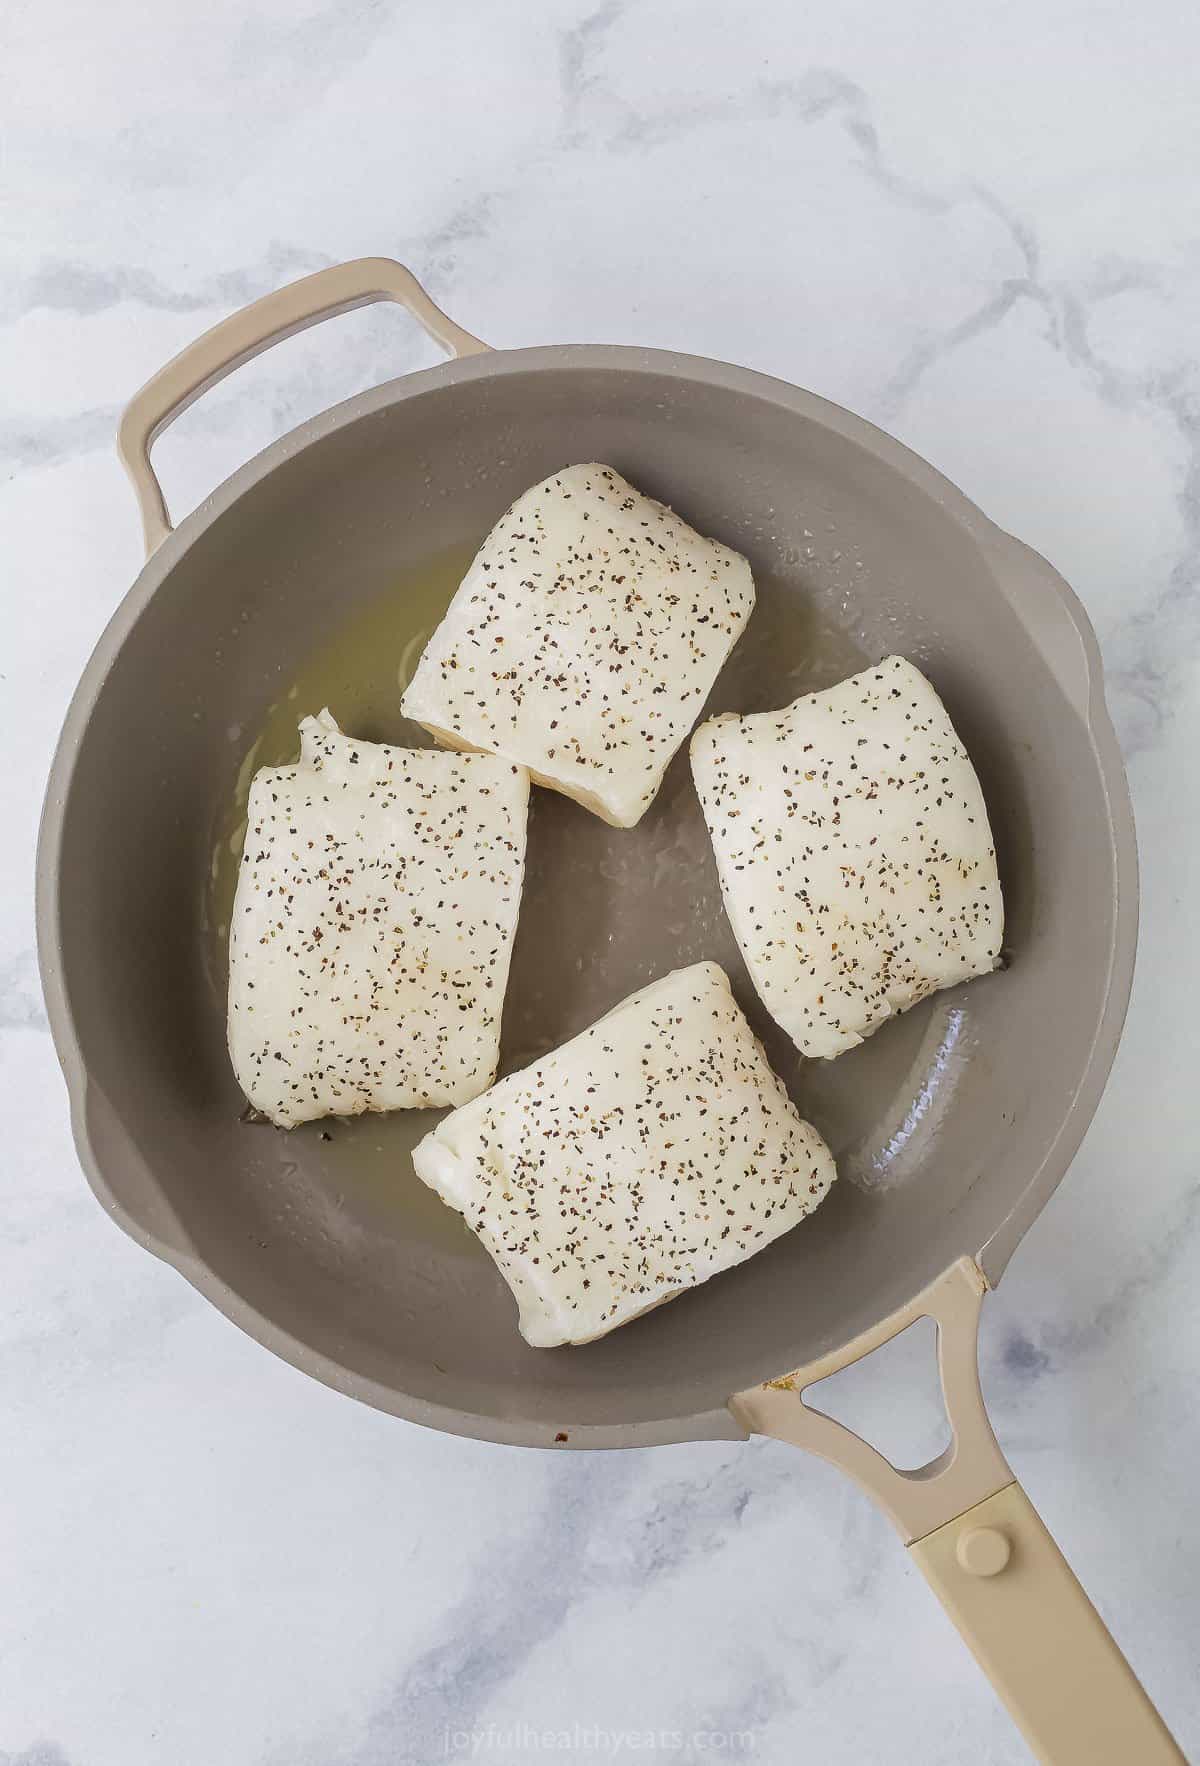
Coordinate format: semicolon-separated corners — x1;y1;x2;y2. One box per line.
731;1259;1183;1762
913;1483;1185;1763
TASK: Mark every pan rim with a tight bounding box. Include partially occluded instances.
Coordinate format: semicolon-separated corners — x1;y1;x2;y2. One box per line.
36;343;1138;1448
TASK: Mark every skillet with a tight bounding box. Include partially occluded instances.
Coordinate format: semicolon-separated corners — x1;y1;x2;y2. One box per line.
36;260;1179;1762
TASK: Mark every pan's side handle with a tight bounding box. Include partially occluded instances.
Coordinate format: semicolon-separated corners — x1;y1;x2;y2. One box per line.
117;257;489;557
731;1258;1183;1764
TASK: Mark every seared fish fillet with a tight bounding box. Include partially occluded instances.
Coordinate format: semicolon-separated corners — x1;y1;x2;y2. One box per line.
691;656;1004;1059
228;711;529;1127
401;464;755;828
412;961;835;1347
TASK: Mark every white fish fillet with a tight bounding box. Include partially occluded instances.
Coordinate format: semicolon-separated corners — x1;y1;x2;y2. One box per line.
412;961;835;1347
227;711;529;1127
691;657;1004;1059
400;464;755;828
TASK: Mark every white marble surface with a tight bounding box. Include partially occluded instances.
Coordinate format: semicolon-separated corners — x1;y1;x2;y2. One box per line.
4;3;1200;1761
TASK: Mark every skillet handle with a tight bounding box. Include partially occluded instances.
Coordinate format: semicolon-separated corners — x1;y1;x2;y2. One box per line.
731;1258;1183;1764
116;257;489;557
910;1482;1182;1764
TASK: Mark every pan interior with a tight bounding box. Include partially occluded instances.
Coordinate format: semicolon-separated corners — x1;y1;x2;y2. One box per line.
54;360;1121;1439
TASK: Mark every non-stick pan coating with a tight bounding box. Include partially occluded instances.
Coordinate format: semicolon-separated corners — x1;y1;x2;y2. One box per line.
40;349;1135;1445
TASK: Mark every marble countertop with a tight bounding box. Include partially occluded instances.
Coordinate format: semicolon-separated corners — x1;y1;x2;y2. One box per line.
4;3;1199;1761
